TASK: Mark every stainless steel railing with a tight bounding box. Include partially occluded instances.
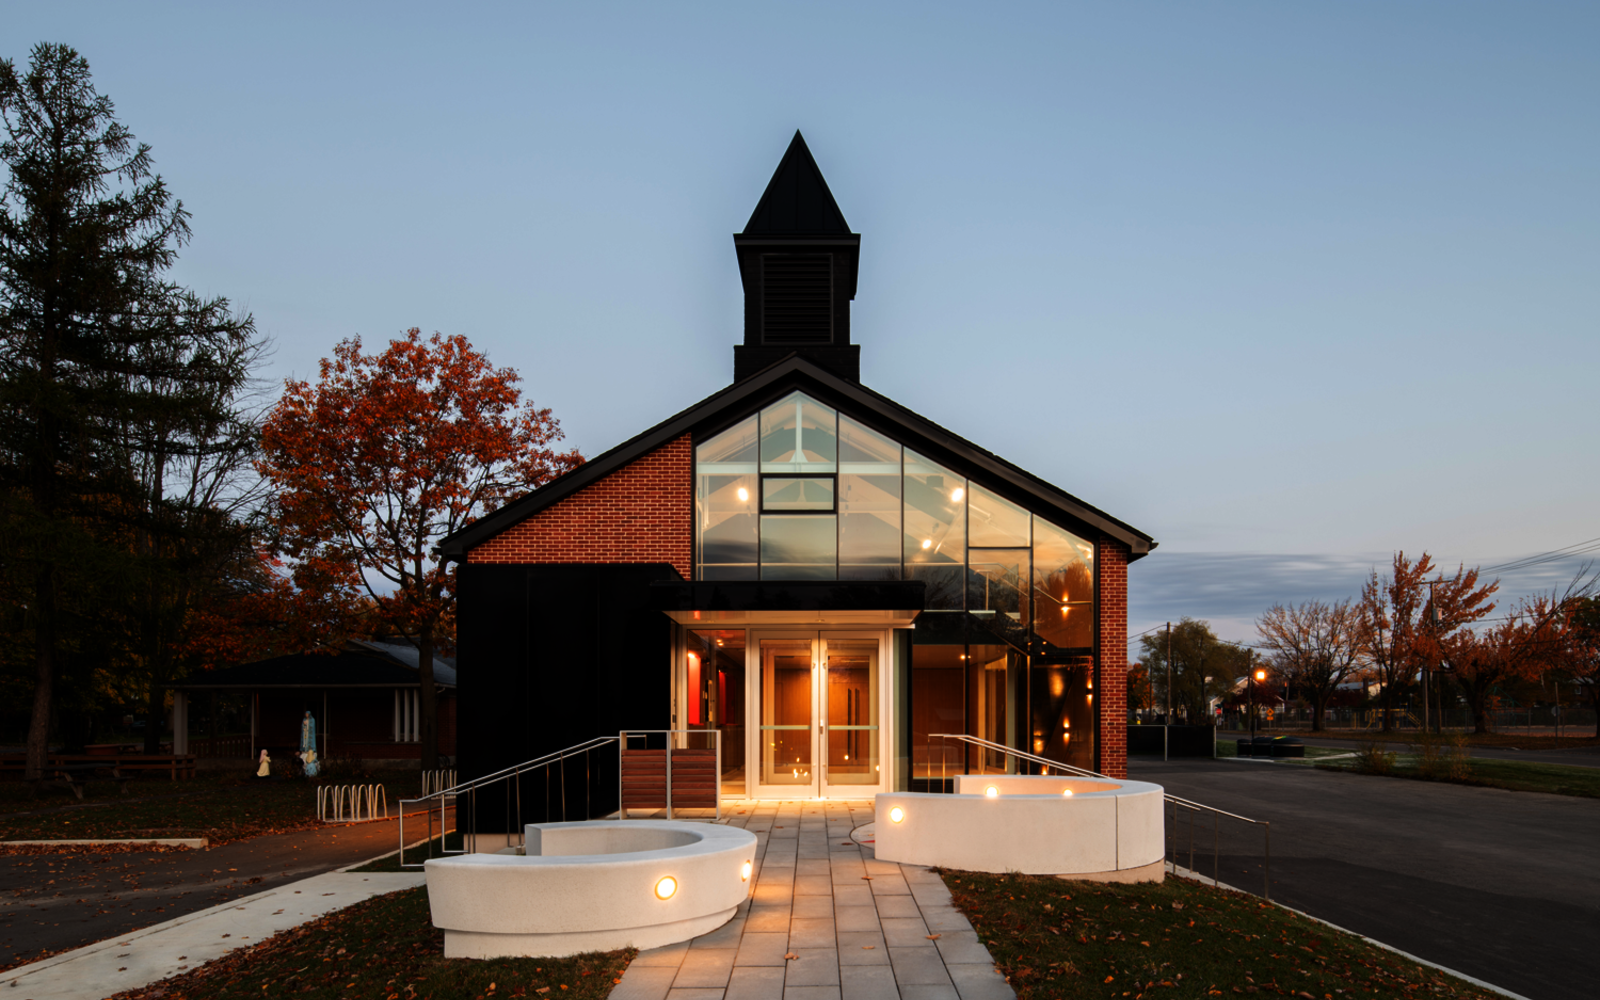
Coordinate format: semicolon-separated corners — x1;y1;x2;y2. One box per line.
396;736;619;869
928;733;1273;900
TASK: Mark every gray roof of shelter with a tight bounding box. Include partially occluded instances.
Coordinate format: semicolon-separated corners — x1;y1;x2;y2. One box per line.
173;640;457;690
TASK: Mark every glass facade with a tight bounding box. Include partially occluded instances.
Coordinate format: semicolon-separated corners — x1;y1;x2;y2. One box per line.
694;391;1096;637
691;390;1103;782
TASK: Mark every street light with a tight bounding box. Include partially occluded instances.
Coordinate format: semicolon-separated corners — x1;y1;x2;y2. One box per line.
1250;668;1267;739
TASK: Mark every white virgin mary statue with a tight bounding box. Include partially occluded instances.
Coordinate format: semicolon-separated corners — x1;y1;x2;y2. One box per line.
300;710;320;777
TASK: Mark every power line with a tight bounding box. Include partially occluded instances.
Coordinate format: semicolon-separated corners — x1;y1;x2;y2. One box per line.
1482;536;1600;575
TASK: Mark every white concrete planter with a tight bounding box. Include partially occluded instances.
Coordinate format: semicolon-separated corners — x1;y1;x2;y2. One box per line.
425;820;758;958
873;775;1165;881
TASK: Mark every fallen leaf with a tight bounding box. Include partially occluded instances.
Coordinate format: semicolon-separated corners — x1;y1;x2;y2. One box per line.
784;953;800;961
862;945;875;950
926;934;941;940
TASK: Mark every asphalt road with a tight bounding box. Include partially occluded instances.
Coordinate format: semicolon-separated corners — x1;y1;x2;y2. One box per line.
0;817;407;973
1131;755;1600;1000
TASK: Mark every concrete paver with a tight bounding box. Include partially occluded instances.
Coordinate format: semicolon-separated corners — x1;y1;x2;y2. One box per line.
614;801;1012;1000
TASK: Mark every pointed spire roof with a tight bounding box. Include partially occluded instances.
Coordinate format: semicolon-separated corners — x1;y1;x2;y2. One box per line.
743;131;851;234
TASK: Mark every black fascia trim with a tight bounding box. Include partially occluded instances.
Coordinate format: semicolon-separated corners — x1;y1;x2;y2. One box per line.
167;682;456;690
440;355;1156;559
710;364;1157;557
649;579;925;613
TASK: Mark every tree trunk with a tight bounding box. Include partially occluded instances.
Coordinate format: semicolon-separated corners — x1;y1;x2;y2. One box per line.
1311;693;1328;732
1470;689;1493;734
25;566;56;785
144;683;164;755
418;628;439;773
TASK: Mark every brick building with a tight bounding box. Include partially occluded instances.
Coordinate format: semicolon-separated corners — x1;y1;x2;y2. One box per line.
439;133;1154;803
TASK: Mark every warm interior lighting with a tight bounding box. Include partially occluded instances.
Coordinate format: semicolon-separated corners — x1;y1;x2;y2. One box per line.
1062;788;1074;798
740;860;753;881
736;487;749;502
984;785;999;798
888;806;905;823
951;487;964;502
920;538;933;550
654;876;677;900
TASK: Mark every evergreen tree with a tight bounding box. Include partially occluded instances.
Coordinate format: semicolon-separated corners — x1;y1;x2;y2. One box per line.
0;43;258;779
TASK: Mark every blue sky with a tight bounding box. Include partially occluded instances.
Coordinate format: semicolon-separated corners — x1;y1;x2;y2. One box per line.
8;2;1597;641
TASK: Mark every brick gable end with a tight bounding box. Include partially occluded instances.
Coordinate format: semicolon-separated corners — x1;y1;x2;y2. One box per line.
465;434;692;579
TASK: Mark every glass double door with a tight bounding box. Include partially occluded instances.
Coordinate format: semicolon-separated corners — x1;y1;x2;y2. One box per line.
755;632;884;798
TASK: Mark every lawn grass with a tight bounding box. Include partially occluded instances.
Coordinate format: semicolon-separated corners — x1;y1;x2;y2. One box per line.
107;886;631;1000
942;869;1500;1000
1313;754;1600;799
0;771;420;844
1277;729;1600;751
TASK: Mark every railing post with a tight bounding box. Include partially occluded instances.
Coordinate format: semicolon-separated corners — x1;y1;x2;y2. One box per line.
715;729;722;821
666;732;674;820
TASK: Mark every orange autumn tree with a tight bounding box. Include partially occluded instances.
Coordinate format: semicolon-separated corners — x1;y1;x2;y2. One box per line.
257;329;582;769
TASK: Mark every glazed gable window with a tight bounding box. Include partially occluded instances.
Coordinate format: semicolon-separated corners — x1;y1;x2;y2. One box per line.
692;391;1096;650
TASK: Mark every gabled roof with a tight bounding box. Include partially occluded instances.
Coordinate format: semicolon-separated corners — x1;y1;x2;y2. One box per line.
743;131;852;235
438;354;1156;560
173;640;458;690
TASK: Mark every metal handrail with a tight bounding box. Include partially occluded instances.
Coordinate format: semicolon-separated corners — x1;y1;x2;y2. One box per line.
927;732;1272;900
397;736;620;869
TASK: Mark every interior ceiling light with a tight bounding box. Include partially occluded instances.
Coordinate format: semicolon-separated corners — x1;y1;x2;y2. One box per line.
921;539;933;550
951;488;965;502
736;487;749;502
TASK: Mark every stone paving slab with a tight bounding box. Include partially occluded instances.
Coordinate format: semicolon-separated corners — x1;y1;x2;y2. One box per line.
612;800;1013;1000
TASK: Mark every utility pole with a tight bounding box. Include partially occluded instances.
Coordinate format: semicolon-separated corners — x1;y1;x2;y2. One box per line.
1164;622;1172;761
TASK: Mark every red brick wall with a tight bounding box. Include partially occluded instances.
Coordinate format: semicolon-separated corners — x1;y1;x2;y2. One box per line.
1097;537;1130;778
466;434;693;579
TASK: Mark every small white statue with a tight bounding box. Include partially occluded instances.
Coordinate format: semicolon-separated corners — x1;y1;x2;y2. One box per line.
256;749;271;778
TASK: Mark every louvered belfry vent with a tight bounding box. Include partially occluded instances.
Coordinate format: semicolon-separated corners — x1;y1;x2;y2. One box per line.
762;254;833;344
733;131;862;382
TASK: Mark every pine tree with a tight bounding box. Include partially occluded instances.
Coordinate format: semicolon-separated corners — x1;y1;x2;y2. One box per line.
0;43;258;779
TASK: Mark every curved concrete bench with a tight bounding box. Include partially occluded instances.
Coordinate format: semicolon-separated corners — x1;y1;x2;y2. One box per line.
425;820;758;958
873;774;1165;881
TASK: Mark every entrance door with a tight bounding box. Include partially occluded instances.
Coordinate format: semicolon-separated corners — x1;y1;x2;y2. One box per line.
754;632;885;798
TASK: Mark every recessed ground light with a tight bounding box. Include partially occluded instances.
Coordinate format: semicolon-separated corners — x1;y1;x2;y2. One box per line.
654;876;677;900
1062;789;1074;797
888;806;905;824
984;786;999;798
740;861;752;881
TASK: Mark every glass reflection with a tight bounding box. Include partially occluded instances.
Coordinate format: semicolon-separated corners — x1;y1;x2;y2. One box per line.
763;477;835;511
696;417;759;580
839;416;901;580
823;639;879;784
760;515;837;580
760;392;837;472
904;450;965;609
1029;658;1095;772
1032;517;1094;650
968;484;1030;548
967;548;1029;623
760;639;813;786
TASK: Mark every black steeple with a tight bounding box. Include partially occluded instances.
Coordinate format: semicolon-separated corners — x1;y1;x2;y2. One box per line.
733;132;862;383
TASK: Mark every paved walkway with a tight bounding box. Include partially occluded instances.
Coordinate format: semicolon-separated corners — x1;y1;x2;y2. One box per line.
1;868;425;1000
613;800;1012;1000
0;815;417;971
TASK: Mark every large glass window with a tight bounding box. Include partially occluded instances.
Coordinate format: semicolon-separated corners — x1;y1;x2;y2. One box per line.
1032;517;1094;651
839;416;901;580
695;417;759;580
904;449;966;609
685;630;747;794
693;393;1096;644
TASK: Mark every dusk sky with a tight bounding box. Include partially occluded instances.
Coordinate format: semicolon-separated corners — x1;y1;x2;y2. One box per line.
10;2;1597;643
